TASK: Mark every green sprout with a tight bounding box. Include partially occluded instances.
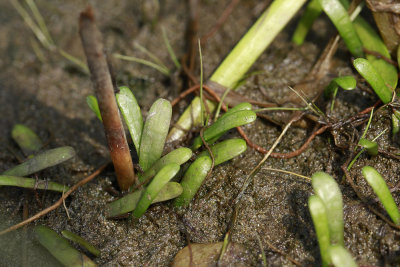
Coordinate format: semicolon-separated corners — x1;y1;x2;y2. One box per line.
132;164;180;218
358;138;378;156
324;76;356;111
1;125;74;193
34;225;96;267
61;230;101;257
353;58;393;104
308;195;331;267
311;172;344;246
11;124;43;156
362;166;400;225
3;146;75;177
309;172;357;266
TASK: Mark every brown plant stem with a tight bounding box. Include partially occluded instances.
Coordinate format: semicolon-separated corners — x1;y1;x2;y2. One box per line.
0;162;108;236
79;7;135;191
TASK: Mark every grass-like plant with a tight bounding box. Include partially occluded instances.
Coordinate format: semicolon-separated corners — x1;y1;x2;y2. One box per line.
1;124;75;193
323;76;356;111
89;87;255;217
362;166;400;225
34;225;97;267
309;172;357;266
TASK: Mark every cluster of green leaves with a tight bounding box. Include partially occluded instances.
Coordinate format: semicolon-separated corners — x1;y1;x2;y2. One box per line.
308;172;357;267
1;124;74;193
295;0;397;98
87;86;256;218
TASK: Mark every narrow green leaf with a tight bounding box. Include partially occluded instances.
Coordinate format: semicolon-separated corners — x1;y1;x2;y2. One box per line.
0;175;68;192
133;164;180;218
138;147;192;183
329;245;358;267
353;58;393;104
354;17;398;90
191;110;256;150
139;99;172;171
116;86;143;155
174;156;212;207
362;166;400;225
197;138;247;166
324;76;357;111
34;225;97;267
392;113;400;136
106;182;183;218
86;95;102;121
11;124;43;155
318;0;364;57
3;146;75;177
61;230;100;257
308;195;331;267
292;0;322;45
358;138;378;156
312;172;344;246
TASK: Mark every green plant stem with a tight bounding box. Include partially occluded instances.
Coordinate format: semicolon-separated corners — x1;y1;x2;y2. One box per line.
210;0;307;89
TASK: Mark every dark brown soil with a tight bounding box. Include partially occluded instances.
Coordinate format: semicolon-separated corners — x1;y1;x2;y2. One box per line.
1;1;399;266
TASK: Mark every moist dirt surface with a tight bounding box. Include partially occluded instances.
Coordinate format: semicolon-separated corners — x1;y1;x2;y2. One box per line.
1;1;399;266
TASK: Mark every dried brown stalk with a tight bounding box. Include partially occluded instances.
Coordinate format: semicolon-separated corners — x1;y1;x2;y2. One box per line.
79;7;135;191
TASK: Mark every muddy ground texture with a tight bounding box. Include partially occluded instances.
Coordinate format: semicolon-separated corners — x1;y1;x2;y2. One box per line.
1;0;400;266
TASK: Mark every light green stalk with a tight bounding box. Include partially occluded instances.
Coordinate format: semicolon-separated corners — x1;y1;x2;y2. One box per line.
210;0;306;89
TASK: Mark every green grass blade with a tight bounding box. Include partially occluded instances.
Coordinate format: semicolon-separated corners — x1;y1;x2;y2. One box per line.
312;172;344;246
0;175;68;192
113;53;170;76
133;164;180;218
174;155;212;207
329;245;357;267
191;110;256;150
3;146;75;177
358;138;378;156
318;0;363;57
210;0;307;89
354;17;398;90
197;138;247;166
353;58;393;104
11;124;43;155
138;147;192;183
86;95;102;121
308;195;331;267
34;225;97;267
116;86;143;155
61;230;100;257
162;27;180;69
292;0;323;45
25;0;54;46
106;182;183;218
362;166;400;225
139;99;172;171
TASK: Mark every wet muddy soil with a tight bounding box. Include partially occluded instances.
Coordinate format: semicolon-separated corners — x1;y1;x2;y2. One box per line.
1;1;399;266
